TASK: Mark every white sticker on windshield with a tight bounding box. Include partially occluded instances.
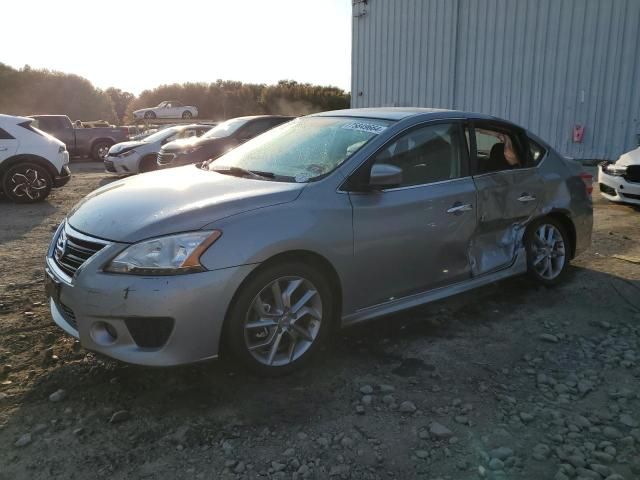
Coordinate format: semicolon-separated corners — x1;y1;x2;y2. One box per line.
341;122;387;134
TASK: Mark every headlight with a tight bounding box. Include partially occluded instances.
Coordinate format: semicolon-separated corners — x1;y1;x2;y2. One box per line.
603;163;628;176
118;149;137;158
104;231;221;275
58;146;66;153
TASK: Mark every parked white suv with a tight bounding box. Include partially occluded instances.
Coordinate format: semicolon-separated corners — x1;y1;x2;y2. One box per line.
0;114;70;203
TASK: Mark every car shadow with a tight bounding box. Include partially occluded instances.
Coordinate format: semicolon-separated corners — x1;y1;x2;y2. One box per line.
0;197;58;244
2;265;638;442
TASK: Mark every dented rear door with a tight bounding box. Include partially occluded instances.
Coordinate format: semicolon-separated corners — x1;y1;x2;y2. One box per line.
468;121;544;276
470;170;543;275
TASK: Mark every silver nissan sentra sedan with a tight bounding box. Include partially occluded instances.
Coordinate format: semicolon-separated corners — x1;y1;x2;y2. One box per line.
45;108;593;374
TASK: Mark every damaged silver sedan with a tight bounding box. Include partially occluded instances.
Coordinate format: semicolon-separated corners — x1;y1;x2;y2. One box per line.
45;108;593;374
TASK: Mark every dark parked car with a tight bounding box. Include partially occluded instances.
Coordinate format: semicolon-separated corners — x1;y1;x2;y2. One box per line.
157;115;293;169
30;115;129;161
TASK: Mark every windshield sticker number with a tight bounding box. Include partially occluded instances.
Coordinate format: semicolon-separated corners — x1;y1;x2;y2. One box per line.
341;122;387;134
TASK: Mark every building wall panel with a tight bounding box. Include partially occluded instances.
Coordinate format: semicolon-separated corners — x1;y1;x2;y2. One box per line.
352;0;640;159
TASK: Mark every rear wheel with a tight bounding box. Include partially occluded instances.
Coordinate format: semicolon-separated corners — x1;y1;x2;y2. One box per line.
525;217;570;285
2;162;52;203
91;141;113;161
225;261;333;375
182;111;193;119
139;155;158;173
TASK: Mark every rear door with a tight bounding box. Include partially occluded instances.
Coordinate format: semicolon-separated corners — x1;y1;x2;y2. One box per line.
348;121;477;309
0;126;19;161
469;121;544;275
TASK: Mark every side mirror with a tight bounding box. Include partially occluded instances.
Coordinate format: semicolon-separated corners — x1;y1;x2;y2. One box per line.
368;163;402;189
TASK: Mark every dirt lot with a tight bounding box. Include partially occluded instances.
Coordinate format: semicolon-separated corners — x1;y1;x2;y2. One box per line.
0;162;639;480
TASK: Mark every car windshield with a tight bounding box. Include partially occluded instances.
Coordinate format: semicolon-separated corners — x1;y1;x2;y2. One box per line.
202;118;251;139
156;102;167;107
142;127;179;143
208;116;393;182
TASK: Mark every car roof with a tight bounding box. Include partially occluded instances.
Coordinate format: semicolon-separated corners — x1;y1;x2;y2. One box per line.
223;115;295;122
311;107;503;123
0;114;33;124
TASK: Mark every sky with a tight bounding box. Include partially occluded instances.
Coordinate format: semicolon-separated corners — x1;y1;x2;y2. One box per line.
1;0;352;94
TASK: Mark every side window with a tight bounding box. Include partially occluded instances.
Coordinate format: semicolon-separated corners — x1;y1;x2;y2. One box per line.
529;138;546;165
0;128;14;139
237;119;272;139
372;123;466;187
473;126;523;173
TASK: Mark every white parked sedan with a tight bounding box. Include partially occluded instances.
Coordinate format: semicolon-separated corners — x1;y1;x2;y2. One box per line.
104;124;210;174
598;146;640;206
133;101;199;120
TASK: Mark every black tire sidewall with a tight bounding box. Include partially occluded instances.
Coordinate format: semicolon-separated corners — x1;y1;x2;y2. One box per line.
182;111;192;119
139;155;158;173
525;217;570;286
224;261;334;376
2;163;52;203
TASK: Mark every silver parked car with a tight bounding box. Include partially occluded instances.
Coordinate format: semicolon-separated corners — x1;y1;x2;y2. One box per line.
45;108;593;374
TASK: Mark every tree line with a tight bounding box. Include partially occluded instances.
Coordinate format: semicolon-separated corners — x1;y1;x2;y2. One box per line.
0;63;351;125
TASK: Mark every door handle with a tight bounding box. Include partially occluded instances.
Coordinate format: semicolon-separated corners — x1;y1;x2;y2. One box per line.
517;193;537;203
0;147;7;151
447;203;473;214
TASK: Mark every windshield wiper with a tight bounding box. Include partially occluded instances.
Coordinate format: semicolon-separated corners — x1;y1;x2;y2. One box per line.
210;166;275;180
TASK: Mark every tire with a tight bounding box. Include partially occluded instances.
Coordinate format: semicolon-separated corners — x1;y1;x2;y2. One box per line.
144;111;156;119
91;141;113;162
525;217;570;286
182;111;193;119
224;261;334;376
2;162;52;203
139;155;158;173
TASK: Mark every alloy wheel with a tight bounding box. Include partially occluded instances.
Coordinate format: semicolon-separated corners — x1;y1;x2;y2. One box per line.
9;168;49;201
244;276;323;367
530;223;566;280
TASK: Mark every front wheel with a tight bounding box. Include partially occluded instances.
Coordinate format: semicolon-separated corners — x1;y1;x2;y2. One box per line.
139;155;158;173
181;111;193;119
144;111;156;119
91;141;112;161
2;163;52;203
225;261;333;375
525;218;570;285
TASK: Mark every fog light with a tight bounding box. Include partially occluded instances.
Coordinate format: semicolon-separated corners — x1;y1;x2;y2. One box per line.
90;321;118;346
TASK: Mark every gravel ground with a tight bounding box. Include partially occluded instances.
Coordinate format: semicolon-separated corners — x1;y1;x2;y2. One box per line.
0;162;639;480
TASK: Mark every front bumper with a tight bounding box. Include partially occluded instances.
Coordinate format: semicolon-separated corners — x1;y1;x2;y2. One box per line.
104;154;140;174
53;165;71;188
598;166;640;205
45;225;256;366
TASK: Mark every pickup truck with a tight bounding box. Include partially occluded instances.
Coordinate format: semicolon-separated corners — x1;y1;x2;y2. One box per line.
29;115;129;161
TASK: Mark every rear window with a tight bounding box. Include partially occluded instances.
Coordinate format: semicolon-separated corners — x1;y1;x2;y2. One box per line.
0;127;15;140
529;138;547;165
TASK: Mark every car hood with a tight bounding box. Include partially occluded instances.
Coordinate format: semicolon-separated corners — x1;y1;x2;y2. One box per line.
616;146;640;166
67;165;304;243
161;136;225;153
109;140;145;155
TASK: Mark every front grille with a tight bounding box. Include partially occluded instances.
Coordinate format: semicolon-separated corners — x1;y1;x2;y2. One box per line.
125;317;174;348
53;226;107;278
621;192;640;200
104;159;116;172
59;302;77;330
157;152;175;165
624;165;640;183
599;183;616;196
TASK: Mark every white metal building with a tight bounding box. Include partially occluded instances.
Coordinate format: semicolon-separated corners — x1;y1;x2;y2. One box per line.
351;0;640;160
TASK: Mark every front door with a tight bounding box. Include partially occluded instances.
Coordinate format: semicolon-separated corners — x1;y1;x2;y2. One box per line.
469;122;544;275
348;121;477;310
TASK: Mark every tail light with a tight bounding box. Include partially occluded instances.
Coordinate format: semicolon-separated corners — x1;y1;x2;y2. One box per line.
580;172;593;196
